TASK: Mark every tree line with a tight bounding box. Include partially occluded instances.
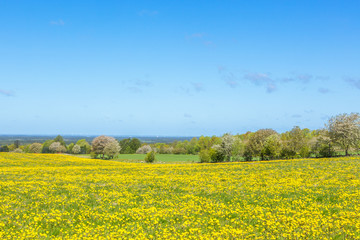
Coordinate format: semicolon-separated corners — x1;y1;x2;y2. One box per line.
1;113;359;162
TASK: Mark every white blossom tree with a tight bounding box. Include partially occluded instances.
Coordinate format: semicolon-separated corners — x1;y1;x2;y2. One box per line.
72;144;81;154
29;143;42;153
104;141;121;159
49;142;67;153
136;145;152;154
92;135;118;159
327;113;360;156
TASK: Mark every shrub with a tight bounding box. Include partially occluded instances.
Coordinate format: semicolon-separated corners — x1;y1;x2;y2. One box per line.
0;145;9;152
209;146;225;163
199;149;211;163
243;149;253;161
299;146;311;158
145;151;156;163
90;152;98;159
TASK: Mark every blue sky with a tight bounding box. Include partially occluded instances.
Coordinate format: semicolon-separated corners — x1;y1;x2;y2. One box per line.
1;0;360;136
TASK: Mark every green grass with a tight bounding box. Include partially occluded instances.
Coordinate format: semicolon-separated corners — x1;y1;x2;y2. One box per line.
71;153;200;163
114;154;199;163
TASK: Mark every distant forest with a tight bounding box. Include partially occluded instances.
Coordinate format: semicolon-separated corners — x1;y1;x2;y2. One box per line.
0;135;195;146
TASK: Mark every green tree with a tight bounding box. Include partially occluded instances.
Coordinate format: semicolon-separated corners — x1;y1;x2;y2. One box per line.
54;135;66;146
261;134;281;160
129;138;141;153
281;126;310;158
76;139;91;154
185;137;200;154
67;143;75;153
244;129;277;160
119;138;131;153
198;136;211;150
119;138;141;154
8;144;16;152
0;145;9;152
231;135;245;161
209;146;225;163
42;140;54;153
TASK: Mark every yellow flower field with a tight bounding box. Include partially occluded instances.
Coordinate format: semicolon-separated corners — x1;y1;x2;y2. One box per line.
0;153;359;239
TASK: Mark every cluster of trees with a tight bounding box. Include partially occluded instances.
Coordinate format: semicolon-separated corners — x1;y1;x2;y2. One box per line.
1;113;359;162
0;135;92;155
197;113;360;162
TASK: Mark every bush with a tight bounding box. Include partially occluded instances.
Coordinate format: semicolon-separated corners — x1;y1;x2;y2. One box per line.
0;145;9;152
209;147;225;163
145;151;156;163
299;146;311;158
199;149;211;163
90;152;98;159
243;150;253;161
317;144;336;158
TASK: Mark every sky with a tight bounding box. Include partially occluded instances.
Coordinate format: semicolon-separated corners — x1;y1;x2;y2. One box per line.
1;0;360;136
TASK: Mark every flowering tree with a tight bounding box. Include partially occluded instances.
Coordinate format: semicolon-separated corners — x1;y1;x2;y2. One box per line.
49;142;67;153
29;143;42;153
327;113;360;156
104;141;121;159
136;145;152;154
72;144;81;154
92;135;118;159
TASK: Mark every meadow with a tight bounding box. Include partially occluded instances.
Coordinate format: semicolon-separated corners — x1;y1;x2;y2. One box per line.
0;153;359;239
75;153;199;164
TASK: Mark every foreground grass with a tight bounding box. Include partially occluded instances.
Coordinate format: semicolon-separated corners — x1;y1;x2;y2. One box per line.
0;153;359;239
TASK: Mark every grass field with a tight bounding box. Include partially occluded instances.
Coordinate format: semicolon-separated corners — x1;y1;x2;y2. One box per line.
0;153;360;239
74;153;200;164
